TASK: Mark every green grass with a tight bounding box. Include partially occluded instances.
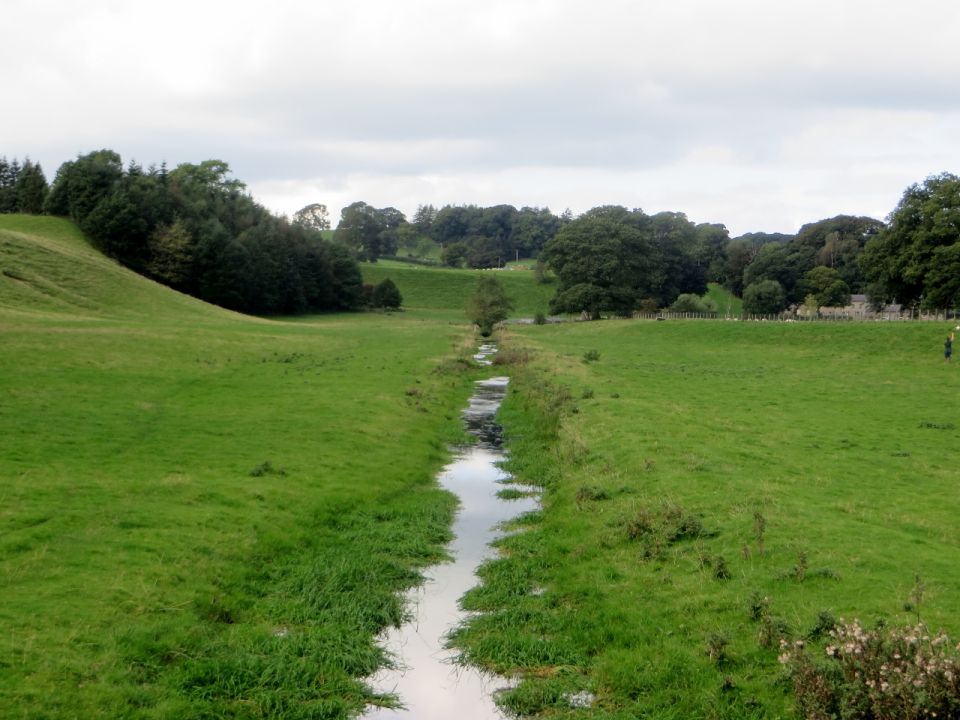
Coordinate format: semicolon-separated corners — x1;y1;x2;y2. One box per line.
361;262;555;318
0;215;484;718
454;319;960;718
15;212;956;718
0;214;230;322
704;282;742;316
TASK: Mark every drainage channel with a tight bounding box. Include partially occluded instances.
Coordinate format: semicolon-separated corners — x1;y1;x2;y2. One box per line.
363;348;536;719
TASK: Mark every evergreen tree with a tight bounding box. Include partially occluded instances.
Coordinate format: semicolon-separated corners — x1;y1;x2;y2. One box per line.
15;160;49;214
0;157;17;212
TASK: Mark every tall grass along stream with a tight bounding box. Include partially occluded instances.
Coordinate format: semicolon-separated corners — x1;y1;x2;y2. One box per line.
364;350;536;718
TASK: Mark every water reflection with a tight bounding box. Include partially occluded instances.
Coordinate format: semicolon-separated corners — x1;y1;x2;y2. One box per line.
472;343;498;366
364;374;536;719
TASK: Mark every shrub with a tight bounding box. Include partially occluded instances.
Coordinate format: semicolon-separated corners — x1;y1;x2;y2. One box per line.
707;633;730;666
807;611;838;641
748;592;770;622
575;486;610;504
637;297;659;314
582;349;600;363
466;276;513;336
713;555;731;580
743;279;786;315
249;460;285;477
371;277;402;309
491;348;531;366
780;620;960;720
759;615;791;649
753;511;767;555
670;293;709;314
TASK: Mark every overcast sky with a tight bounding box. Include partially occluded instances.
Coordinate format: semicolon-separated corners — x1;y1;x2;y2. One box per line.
5;0;960;235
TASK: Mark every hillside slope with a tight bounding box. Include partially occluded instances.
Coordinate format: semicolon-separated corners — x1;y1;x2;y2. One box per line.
361;260;556;316
0;214;481;718
0;214;237;322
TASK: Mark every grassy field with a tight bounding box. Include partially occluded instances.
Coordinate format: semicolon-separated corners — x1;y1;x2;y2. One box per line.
9;213;958;718
453;319;960;718
361;261;556;318
0;216;482;718
705;282;742;316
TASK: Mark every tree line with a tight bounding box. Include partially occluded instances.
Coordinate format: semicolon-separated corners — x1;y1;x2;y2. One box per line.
326;201;896;317
7;150;365;315
335;201;567;268
0;157;49;214
7;149;958;316
332;172;959;316
713;173;960;315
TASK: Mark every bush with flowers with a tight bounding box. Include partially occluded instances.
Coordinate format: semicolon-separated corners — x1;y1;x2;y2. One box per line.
779;619;960;719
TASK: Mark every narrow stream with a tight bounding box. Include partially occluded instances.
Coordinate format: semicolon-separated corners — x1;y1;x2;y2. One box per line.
363;354;537;718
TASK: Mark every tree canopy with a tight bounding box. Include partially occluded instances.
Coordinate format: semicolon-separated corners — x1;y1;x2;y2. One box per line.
293;203;331;232
862;173;960;311
41;150;363;315
335;202;406;262
742;279;787;314
541;207;706;317
370;277;402;310
466;276;513;336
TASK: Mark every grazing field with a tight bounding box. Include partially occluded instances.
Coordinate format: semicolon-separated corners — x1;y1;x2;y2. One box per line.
454;319;960;718
0;216;480;718
361;261;555;318
704;282;743;316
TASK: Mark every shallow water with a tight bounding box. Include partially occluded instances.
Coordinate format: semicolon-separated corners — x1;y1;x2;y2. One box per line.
363;373;536;719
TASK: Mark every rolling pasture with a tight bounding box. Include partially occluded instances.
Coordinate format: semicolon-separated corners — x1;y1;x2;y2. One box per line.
454;319;960;718
361;260;555;318
0;216;480;718
4;213;959;719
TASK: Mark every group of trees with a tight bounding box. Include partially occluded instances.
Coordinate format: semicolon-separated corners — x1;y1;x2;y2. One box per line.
41;150;363;315
430;204;565;268
334;201;407;262
541;206;726;317
0;157;49;214
334;202;567;268
11;145;960;318
717;174;960;315
532;203;945;317
860;173;960;312
718;216;882;315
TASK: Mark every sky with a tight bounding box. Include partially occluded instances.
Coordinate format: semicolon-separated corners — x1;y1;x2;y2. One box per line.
5;0;960;236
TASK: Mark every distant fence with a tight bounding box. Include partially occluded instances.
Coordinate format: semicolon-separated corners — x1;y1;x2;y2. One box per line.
617;310;956;323
510;309;958;325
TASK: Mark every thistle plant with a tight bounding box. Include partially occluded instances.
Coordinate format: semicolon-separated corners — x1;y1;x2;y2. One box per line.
780;619;960;720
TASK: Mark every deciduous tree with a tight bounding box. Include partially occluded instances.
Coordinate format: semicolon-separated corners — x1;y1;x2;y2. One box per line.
862;173;960;310
292;203;331;232
466;276;513;336
742;279;787;314
801;266;851;310
371;277;402;310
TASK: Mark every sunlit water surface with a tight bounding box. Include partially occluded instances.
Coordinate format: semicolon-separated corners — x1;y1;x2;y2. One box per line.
363;370;537;719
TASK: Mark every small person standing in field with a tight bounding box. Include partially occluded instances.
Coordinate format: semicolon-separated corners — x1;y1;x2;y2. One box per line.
946;331;955;362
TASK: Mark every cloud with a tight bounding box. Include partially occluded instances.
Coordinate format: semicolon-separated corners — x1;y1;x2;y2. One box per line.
4;0;960;235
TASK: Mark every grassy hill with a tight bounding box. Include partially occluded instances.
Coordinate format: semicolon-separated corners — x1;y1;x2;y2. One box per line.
0;215;481;718
455;319;960;717
705;282;742;315
0;215;235;322
361;260;556;317
361;260;740;320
